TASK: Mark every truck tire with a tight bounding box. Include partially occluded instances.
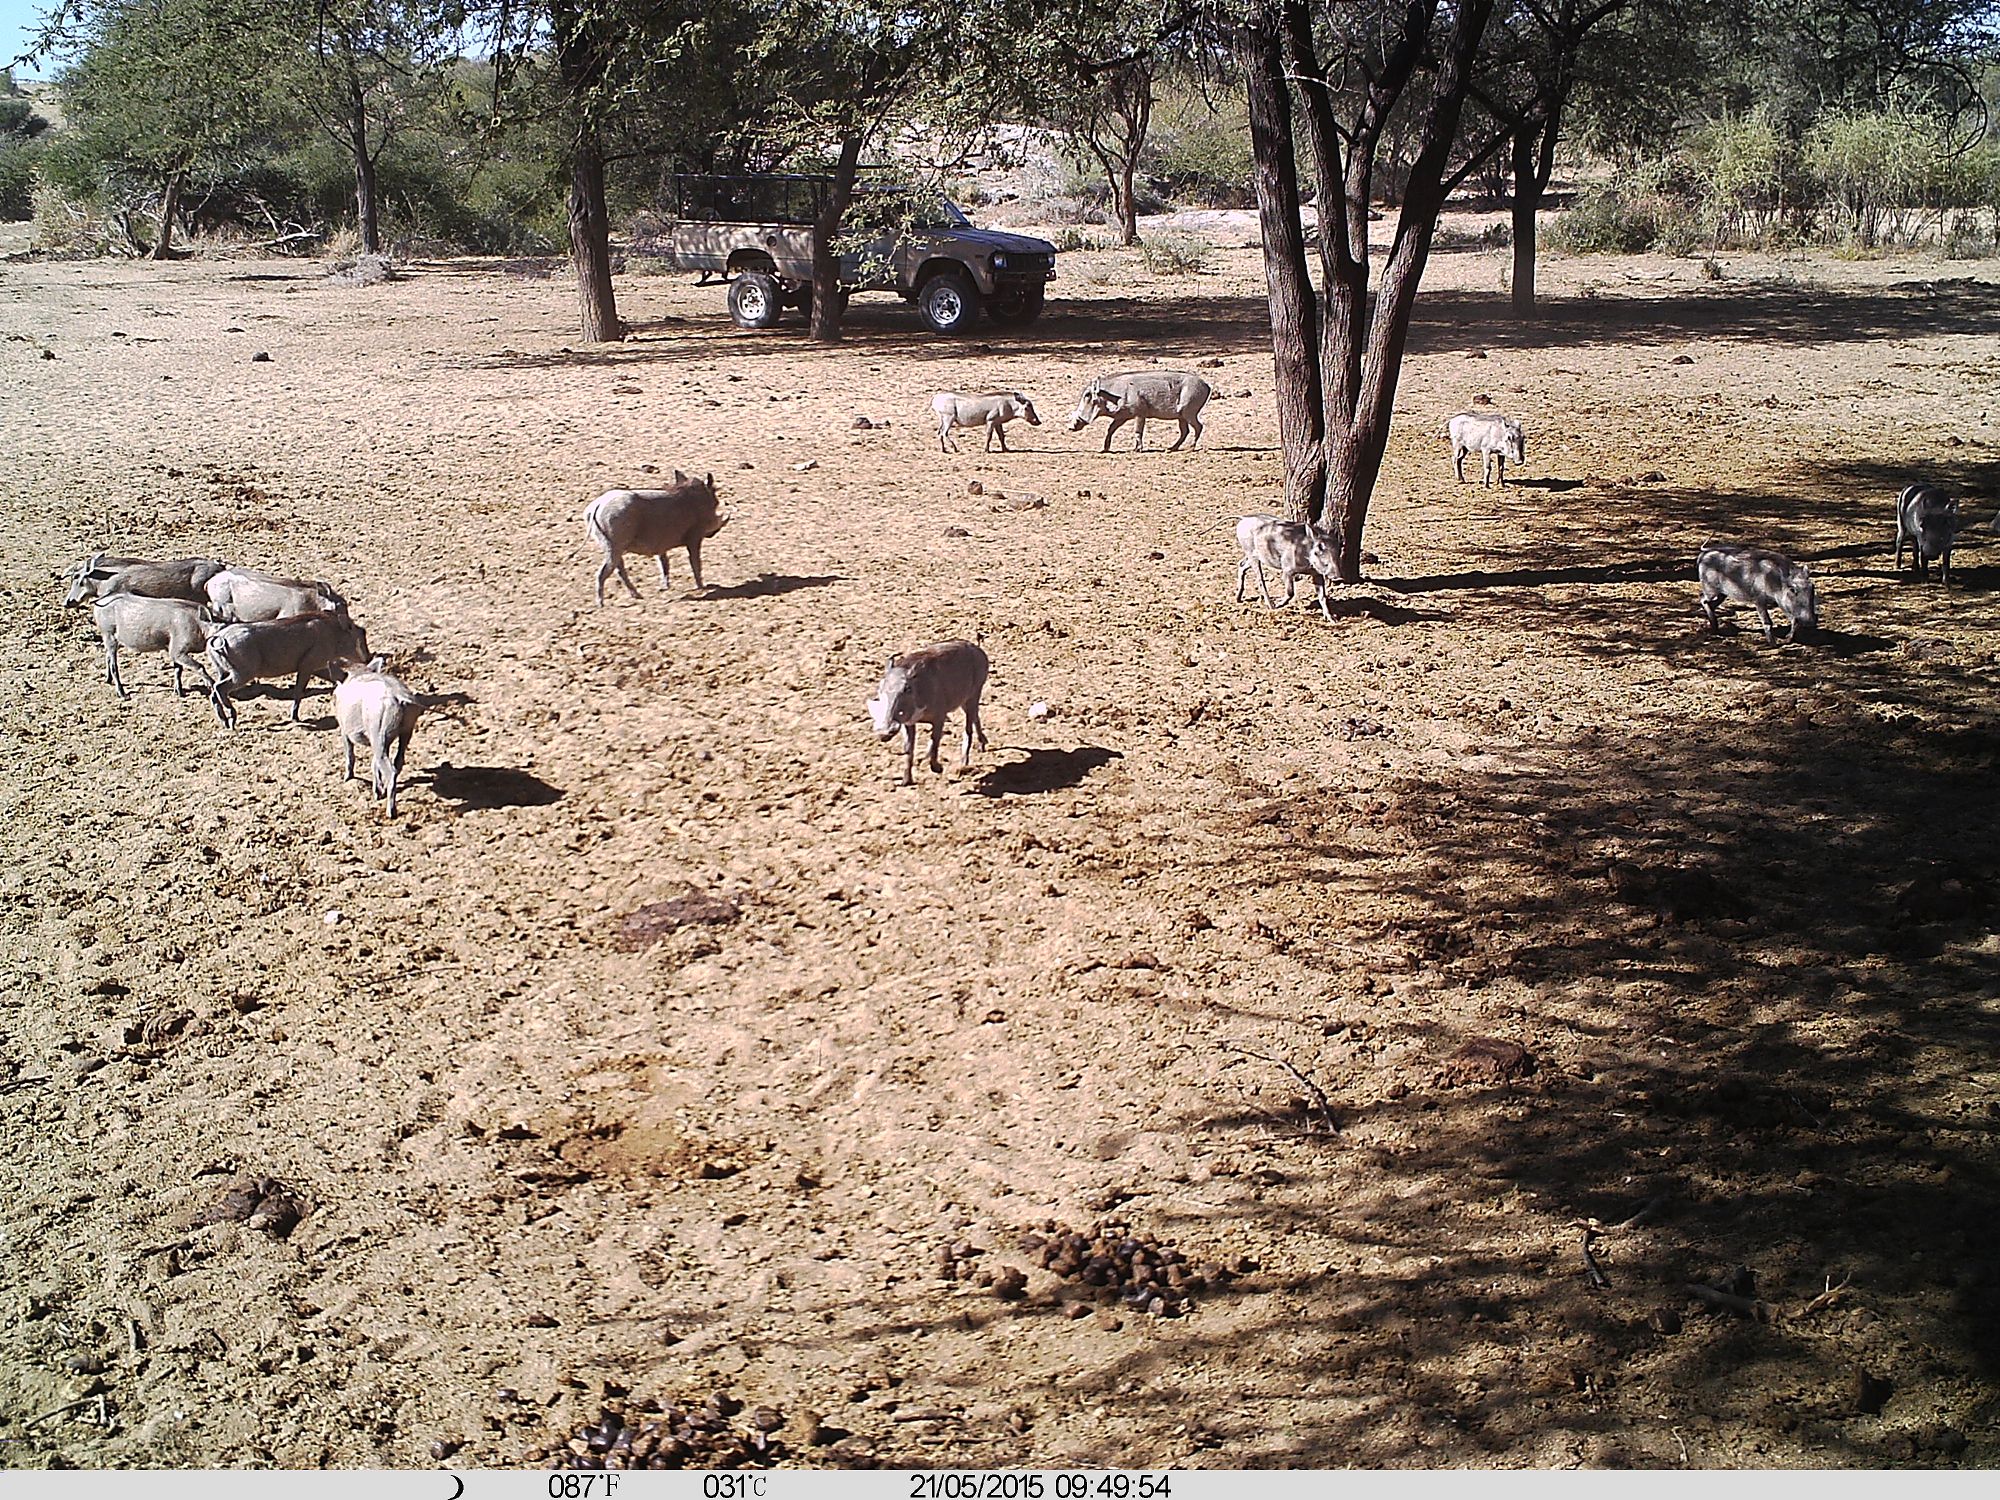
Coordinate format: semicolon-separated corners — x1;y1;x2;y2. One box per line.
987;286;1045;326
917;268;980;335
728;271;783;330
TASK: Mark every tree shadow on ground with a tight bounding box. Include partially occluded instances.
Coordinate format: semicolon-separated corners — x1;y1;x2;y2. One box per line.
1069;687;2000;1464
1411;276;2000;357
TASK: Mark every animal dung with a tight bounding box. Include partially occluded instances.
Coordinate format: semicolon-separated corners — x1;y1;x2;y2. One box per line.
612;890;741;951
1023;1220;1232;1319
196;1175;307;1238
1436;1037;1535;1089
530;1391;782;1470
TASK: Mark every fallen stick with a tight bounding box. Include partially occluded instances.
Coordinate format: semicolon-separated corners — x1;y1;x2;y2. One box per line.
25;1394;100;1428
1581;1231;1612;1290
1795;1271;1853;1318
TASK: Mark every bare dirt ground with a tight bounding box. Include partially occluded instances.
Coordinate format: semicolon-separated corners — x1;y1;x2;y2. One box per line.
4;227;2000;1471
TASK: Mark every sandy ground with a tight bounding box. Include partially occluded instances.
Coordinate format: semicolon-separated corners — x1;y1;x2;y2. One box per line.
3;226;2000;1470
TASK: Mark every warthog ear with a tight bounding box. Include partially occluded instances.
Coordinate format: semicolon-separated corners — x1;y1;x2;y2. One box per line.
705;472;714;491
672;468;686;483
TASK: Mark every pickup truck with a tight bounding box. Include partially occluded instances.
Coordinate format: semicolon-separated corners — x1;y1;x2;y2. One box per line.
664;173;1057;336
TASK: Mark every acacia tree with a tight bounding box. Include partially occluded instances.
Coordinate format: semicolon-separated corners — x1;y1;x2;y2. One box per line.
744;0;993;342
1237;0;1511;574
44;0;287;258
285;0;456;253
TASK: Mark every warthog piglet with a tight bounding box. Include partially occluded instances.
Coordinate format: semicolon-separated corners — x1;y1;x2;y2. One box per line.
867;640;990;786
1895;483;1957;585
931;390;1041;453
1446;412;1526;487
1235;515;1342;623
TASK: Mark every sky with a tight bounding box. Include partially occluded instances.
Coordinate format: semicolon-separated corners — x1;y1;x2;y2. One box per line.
1;0;56;80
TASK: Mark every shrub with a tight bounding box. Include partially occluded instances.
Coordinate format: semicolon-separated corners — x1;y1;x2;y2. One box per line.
1547;187;1659;253
0;137;42;219
1145;86;1253;207
30;183;124;256
1140;230;1212;275
1050;225;1109;253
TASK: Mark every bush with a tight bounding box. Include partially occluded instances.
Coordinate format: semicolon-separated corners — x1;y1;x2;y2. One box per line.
1547;187;1659;253
1050;225;1110;253
0;137;42;219
1140;230;1212;275
1145;86;1253;207
30;184;124;256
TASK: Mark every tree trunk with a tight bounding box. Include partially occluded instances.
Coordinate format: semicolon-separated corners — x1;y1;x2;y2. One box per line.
1244;0;1494;580
567;125;620;342
349;82;380;254
1119;155;1138;246
1510;127;1540;318
810;132;865;343
150;170;183;261
1239;1;1325;526
553;1;620;342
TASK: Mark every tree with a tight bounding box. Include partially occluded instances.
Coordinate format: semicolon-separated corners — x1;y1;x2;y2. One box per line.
1463;2;1690;318
283;0;456;253
741;0;986;342
1237;0;1511;577
44;0;289;258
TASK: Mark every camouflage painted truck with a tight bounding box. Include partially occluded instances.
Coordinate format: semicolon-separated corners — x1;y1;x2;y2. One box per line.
663;174;1058;336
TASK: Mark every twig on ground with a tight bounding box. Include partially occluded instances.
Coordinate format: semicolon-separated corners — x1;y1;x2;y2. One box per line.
25;1394;99;1428
1220;1043;1339;1135
1581;1229;1612;1290
1795;1270;1853;1318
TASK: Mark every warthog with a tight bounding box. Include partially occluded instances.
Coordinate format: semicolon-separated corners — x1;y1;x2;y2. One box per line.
65;555;229;608
333;659;422;818
207;611;372;727
867;640;990;786
1446;412;1526;486
584;473;728;605
932;391;1041;453
91;595;216;698
1066;371;1212;452
1234;515;1342;623
1895;483;1957;585
1697;542;1818;645
203;567;349;624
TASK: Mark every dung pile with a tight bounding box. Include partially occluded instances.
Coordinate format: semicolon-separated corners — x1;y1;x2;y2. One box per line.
1024;1221;1240;1318
529;1392;783;1470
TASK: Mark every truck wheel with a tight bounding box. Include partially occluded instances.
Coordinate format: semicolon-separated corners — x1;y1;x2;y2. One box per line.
917;269;980;335
987;287;1045;326
728;271;783;330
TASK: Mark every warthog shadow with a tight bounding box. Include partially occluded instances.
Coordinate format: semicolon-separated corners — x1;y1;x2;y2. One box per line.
695;574;843;601
973;746;1123;797
429;764;564;809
